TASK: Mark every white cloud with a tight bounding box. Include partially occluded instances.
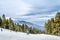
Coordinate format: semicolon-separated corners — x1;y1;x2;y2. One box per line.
16;13;56;22
0;0;32;17
15;0;32;16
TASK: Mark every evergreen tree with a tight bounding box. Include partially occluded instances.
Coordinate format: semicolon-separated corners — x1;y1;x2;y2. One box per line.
0;17;2;27
2;14;6;28
45;12;60;35
5;19;9;29
8;18;14;30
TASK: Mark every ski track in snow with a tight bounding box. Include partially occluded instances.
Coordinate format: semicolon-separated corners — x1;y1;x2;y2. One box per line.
0;28;60;40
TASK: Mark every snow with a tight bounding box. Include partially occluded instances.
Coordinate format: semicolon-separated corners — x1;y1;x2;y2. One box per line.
0;28;60;40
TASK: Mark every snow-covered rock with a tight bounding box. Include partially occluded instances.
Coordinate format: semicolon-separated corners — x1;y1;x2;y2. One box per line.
0;28;60;40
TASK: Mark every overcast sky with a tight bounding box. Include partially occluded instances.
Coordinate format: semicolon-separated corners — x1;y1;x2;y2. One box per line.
0;0;60;26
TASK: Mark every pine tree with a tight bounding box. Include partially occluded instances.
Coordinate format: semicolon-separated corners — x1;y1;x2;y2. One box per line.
2;14;6;28
8;18;14;30
5;19;9;29
45;12;60;35
0;17;2;27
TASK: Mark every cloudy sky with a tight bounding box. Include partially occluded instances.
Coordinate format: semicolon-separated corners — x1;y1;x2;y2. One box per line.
0;0;60;27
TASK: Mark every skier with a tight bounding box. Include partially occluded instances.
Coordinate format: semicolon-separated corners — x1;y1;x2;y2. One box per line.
1;28;3;32
25;29;29;35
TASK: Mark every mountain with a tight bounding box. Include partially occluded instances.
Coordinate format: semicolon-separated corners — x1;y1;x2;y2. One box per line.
14;20;44;30
0;28;60;40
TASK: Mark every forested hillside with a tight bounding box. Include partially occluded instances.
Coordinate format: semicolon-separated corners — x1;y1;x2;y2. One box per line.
45;12;60;36
0;14;42;34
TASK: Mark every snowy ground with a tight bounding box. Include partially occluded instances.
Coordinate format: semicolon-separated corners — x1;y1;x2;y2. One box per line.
0;28;60;40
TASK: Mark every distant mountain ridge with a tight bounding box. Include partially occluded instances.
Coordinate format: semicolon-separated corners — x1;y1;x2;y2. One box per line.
14;20;44;30
5;17;44;30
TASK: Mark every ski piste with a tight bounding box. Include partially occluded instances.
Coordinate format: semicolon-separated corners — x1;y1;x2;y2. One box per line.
0;28;60;40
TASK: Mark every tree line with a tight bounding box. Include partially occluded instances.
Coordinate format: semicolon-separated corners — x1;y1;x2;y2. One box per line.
45;12;60;36
0;14;42;34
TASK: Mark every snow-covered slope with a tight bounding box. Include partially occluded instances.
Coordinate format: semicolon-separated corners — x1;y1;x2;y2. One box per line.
0;28;60;40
